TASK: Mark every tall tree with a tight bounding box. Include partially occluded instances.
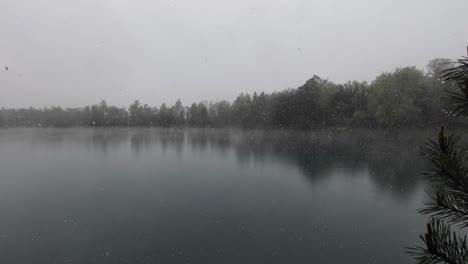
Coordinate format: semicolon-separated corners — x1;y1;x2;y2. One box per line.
129;100;142;126
197;102;209;127
173;99;185;126
368;67;426;127
188;103;198;127
158;103;168;127
292;76;327;129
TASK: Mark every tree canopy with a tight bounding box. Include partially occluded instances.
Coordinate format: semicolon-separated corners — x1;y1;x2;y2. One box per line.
0;59;461;129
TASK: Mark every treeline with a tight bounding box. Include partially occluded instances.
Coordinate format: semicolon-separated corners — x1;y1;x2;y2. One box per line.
0;60;461;129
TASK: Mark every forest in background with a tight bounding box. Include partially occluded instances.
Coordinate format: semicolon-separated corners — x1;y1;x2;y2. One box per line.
0;58;462;129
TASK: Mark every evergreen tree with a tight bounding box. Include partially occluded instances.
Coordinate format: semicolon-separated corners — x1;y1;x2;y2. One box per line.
174;99;185;126
197;102;209;127
188;103;198;127
407;52;468;264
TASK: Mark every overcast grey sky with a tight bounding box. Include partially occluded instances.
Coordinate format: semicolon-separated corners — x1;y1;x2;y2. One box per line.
1;0;467;108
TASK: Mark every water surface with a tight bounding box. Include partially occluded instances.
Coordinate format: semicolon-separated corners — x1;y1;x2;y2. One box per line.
0;128;430;264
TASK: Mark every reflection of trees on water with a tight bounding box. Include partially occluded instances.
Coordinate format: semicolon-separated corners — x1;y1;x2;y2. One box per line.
130;128;186;156
243;131;426;196
186;129;209;151
205;129;430;199
17;128;432;198
127;128;429;198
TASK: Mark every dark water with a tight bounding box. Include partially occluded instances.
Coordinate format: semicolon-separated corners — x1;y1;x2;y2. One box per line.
0;128;432;264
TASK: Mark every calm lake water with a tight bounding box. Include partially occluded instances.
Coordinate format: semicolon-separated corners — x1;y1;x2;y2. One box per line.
0;128;432;264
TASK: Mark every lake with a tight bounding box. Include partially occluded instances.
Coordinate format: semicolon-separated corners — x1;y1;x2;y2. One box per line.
0;128;432;264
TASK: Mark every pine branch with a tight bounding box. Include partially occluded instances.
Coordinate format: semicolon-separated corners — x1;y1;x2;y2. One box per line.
419;127;468;227
421;129;468;199
409;52;468;264
407;219;468;264
440;57;468;117
420;187;468;228
444;89;468;116
440;57;468;87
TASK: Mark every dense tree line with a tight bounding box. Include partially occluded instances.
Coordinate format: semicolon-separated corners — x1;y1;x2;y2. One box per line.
0;59;461;129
